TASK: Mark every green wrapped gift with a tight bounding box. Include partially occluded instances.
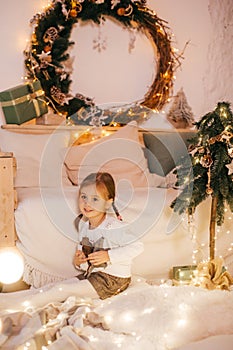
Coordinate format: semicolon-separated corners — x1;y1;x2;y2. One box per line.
0;80;48;124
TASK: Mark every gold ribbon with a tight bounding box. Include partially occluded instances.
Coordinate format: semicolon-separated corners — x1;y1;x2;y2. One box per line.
0;89;45;108
30;96;43;117
191;257;233;291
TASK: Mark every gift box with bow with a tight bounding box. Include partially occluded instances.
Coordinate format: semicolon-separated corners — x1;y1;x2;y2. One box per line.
0;80;48;125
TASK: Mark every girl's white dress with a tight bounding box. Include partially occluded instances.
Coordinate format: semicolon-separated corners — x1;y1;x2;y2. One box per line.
76;214;144;298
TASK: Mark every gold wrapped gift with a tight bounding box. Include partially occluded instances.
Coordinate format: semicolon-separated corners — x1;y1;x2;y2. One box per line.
172;265;197;286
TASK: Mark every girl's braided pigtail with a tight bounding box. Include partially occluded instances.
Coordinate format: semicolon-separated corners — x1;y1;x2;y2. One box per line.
74;213;83;232
112;202;123;221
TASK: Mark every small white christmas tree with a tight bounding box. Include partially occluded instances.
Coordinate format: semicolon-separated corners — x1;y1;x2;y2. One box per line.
167;88;195;128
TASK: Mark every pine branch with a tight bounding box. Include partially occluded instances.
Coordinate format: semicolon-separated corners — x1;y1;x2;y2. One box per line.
171;101;233;228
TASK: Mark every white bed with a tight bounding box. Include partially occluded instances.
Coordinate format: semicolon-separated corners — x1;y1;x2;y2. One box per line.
14;185;233;288
0;121;233;349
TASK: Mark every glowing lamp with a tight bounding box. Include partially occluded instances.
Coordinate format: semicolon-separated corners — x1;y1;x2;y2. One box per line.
0;247;24;284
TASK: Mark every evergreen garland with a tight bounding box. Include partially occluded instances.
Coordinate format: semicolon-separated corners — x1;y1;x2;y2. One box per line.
24;0;180;119
171;101;233;226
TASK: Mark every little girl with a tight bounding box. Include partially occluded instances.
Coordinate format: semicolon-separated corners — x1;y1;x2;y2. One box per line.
73;172;144;299
0;172;143;311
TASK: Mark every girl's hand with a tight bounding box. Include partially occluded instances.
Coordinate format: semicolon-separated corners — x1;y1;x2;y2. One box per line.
73;250;87;267
87;250;110;266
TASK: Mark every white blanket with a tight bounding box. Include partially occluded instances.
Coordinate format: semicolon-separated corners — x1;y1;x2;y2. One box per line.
0;280;233;350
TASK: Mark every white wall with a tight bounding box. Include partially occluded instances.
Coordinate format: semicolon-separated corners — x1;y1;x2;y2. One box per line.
0;1;48;88
0;0;232;123
203;0;233;111
150;0;212;118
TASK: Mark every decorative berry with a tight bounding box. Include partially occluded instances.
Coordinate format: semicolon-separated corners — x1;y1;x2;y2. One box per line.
117;8;125;16
70;9;77;17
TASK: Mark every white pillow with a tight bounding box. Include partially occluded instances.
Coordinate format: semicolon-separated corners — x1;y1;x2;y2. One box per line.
63;122;164;189
0;128;71;188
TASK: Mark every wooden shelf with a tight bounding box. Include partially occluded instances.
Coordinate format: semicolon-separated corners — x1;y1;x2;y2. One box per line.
1;122;195;134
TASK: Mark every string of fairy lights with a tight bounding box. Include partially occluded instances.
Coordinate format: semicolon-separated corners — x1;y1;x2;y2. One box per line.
1;4;233;348
0;278;213;350
180;206;233;268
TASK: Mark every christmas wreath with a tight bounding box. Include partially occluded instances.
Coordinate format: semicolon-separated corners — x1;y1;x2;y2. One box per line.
24;0;181;123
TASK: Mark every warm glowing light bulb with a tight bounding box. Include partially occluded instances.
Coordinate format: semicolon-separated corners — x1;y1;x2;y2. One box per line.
0;248;24;284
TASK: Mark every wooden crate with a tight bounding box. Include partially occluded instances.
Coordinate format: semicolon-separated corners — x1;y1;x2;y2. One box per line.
0;152;17;247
